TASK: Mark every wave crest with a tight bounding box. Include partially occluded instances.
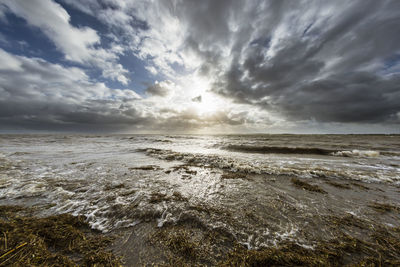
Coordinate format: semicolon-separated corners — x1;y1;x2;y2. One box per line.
331;150;380;158
223;145;381;158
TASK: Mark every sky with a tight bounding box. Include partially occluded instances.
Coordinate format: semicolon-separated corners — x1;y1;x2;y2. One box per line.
0;0;399;134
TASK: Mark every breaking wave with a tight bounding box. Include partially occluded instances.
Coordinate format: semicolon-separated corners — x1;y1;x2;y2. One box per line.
223;145;334;155
139;148;399;184
223;145;382;158
332;150;380;158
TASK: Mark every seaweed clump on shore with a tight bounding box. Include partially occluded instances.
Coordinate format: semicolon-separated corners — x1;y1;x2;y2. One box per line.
145;212;400;266
222;214;400;267
0;205;122;266
368;202;400;213
220;242;327;266
291;178;327;193
149;191;188;204
148;224;235;266
220;232;400;266
351;182;370;190
220;171;247;180
325;180;351;189
129;165;160;171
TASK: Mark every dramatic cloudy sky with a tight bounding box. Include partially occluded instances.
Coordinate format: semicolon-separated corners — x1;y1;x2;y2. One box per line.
0;0;399;133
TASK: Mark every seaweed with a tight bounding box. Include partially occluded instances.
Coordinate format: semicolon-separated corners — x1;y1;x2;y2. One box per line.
171;164;198;175
129;165;160;171
155;139;172;143
351;182;370;190
149;191;188;204
148;224;234;266
119;189;137;197
149;192;168;204
325;181;351;189
220;228;400;266
291;178;327;193
220;242;328;267
152;228;199;260
220;171;247;180
368;202;400;213
188;203;232;219
172;191;188;202
104;183;126;191
147;217;400;267
327;214;369;230
0;205;122;266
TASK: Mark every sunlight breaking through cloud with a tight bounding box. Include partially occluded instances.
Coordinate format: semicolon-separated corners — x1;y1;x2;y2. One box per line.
0;0;399;133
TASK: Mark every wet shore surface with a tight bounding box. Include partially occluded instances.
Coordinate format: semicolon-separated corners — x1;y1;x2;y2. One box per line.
111;172;400;266
0;134;399;265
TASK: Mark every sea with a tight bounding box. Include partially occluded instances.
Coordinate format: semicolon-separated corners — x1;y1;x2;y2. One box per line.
1;134;399;264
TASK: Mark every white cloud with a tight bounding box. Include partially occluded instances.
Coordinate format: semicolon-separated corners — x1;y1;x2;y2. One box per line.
145;65;158;75
0;48;138;104
0;48;251;132
2;0;399;132
0;48;22;71
1;0;130;84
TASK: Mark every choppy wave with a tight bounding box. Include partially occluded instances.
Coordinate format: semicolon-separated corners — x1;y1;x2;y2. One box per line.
332;150;380;158
223;145;383;158
1;134;400;255
139;148;400;184
223;145;334;155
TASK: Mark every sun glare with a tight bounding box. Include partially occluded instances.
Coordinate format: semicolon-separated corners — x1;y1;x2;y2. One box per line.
185;75;227;116
194;92;225;115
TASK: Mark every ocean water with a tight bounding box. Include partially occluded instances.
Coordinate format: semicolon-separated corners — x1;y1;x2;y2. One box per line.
1;134;400;262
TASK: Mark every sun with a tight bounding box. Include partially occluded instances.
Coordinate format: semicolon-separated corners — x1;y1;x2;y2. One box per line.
193;92;226;115
183;75;227;116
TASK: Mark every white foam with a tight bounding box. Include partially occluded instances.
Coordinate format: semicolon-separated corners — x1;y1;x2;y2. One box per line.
332;150;380;158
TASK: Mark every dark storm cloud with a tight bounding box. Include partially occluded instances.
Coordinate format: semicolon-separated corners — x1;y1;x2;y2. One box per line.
171;0;400;123
0;49;145;131
0;49;246;132
153;109;249;131
1;0;400;133
0;95;147;132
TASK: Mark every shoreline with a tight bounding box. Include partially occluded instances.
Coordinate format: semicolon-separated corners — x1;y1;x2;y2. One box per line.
1;205;400;266
1;134;400;265
2;172;400;266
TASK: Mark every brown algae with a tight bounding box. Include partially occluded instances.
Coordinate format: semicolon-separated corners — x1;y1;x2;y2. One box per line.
368;202;400;213
325;180;351;189
149;191;188;204
0;205;122;266
129;165;160;171
220;171;248;180
291;178;327;193
145;215;400;266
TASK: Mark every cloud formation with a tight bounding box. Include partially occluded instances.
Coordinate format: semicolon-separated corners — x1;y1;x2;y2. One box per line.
1;0;129;84
171;0;400;123
0;0;399;133
146;81;174;97
0;48;141;131
0;48;245;132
